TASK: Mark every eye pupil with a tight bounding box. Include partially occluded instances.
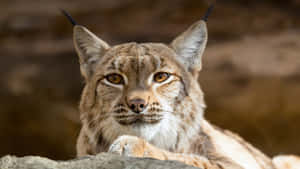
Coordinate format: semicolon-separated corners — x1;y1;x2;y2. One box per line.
106;73;123;84
154;72;170;83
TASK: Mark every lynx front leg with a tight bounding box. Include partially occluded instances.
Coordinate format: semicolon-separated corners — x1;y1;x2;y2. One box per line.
108;135;167;160
108;135;232;169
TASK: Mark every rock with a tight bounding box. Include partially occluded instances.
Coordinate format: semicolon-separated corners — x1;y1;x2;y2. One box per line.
0;153;199;169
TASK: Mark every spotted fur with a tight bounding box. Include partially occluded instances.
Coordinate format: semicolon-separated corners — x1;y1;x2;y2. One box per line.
72;19;300;169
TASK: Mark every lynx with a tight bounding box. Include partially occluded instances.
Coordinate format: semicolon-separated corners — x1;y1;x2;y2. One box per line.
62;8;300;169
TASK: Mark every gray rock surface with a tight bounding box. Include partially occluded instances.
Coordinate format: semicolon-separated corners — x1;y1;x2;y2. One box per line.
0;153;199;169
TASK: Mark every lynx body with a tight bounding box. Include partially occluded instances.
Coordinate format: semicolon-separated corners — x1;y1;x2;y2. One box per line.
70;15;300;169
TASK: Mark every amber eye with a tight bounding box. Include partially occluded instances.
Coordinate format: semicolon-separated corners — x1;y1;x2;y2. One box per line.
153;72;170;83
106;73;124;85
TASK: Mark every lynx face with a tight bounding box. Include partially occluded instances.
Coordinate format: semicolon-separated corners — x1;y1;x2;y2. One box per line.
92;43;187;126
75;21;208;152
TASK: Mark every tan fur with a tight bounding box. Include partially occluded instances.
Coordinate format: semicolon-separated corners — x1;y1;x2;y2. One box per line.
273;156;300;169
71;19;299;169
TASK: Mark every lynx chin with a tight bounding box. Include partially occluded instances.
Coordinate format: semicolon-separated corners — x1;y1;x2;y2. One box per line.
65;9;300;169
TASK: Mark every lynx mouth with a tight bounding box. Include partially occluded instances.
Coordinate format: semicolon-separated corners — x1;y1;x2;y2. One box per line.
115;114;163;125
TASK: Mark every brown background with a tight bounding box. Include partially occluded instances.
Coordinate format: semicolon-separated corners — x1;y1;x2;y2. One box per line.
0;0;300;160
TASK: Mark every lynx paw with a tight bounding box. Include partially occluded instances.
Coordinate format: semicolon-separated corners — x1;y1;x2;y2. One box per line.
108;135;146;157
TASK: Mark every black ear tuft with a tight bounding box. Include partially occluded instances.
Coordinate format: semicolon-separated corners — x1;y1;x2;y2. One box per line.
60;9;78;26
202;4;214;22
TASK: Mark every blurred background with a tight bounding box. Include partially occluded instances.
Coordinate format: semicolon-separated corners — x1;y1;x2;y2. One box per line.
0;0;300;160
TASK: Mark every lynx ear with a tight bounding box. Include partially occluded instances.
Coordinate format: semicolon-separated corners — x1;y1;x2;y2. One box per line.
73;25;110;79
171;20;207;74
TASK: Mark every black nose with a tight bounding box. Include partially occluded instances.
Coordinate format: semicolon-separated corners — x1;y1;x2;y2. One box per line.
127;98;147;113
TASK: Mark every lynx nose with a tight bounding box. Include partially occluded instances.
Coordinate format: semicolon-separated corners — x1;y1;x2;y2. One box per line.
127;98;147;113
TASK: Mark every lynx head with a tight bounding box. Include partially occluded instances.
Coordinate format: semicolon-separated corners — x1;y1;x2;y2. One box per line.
74;20;208;151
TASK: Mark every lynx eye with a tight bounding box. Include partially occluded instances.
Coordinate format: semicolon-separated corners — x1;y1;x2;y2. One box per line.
106;73;124;85
153;72;170;83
